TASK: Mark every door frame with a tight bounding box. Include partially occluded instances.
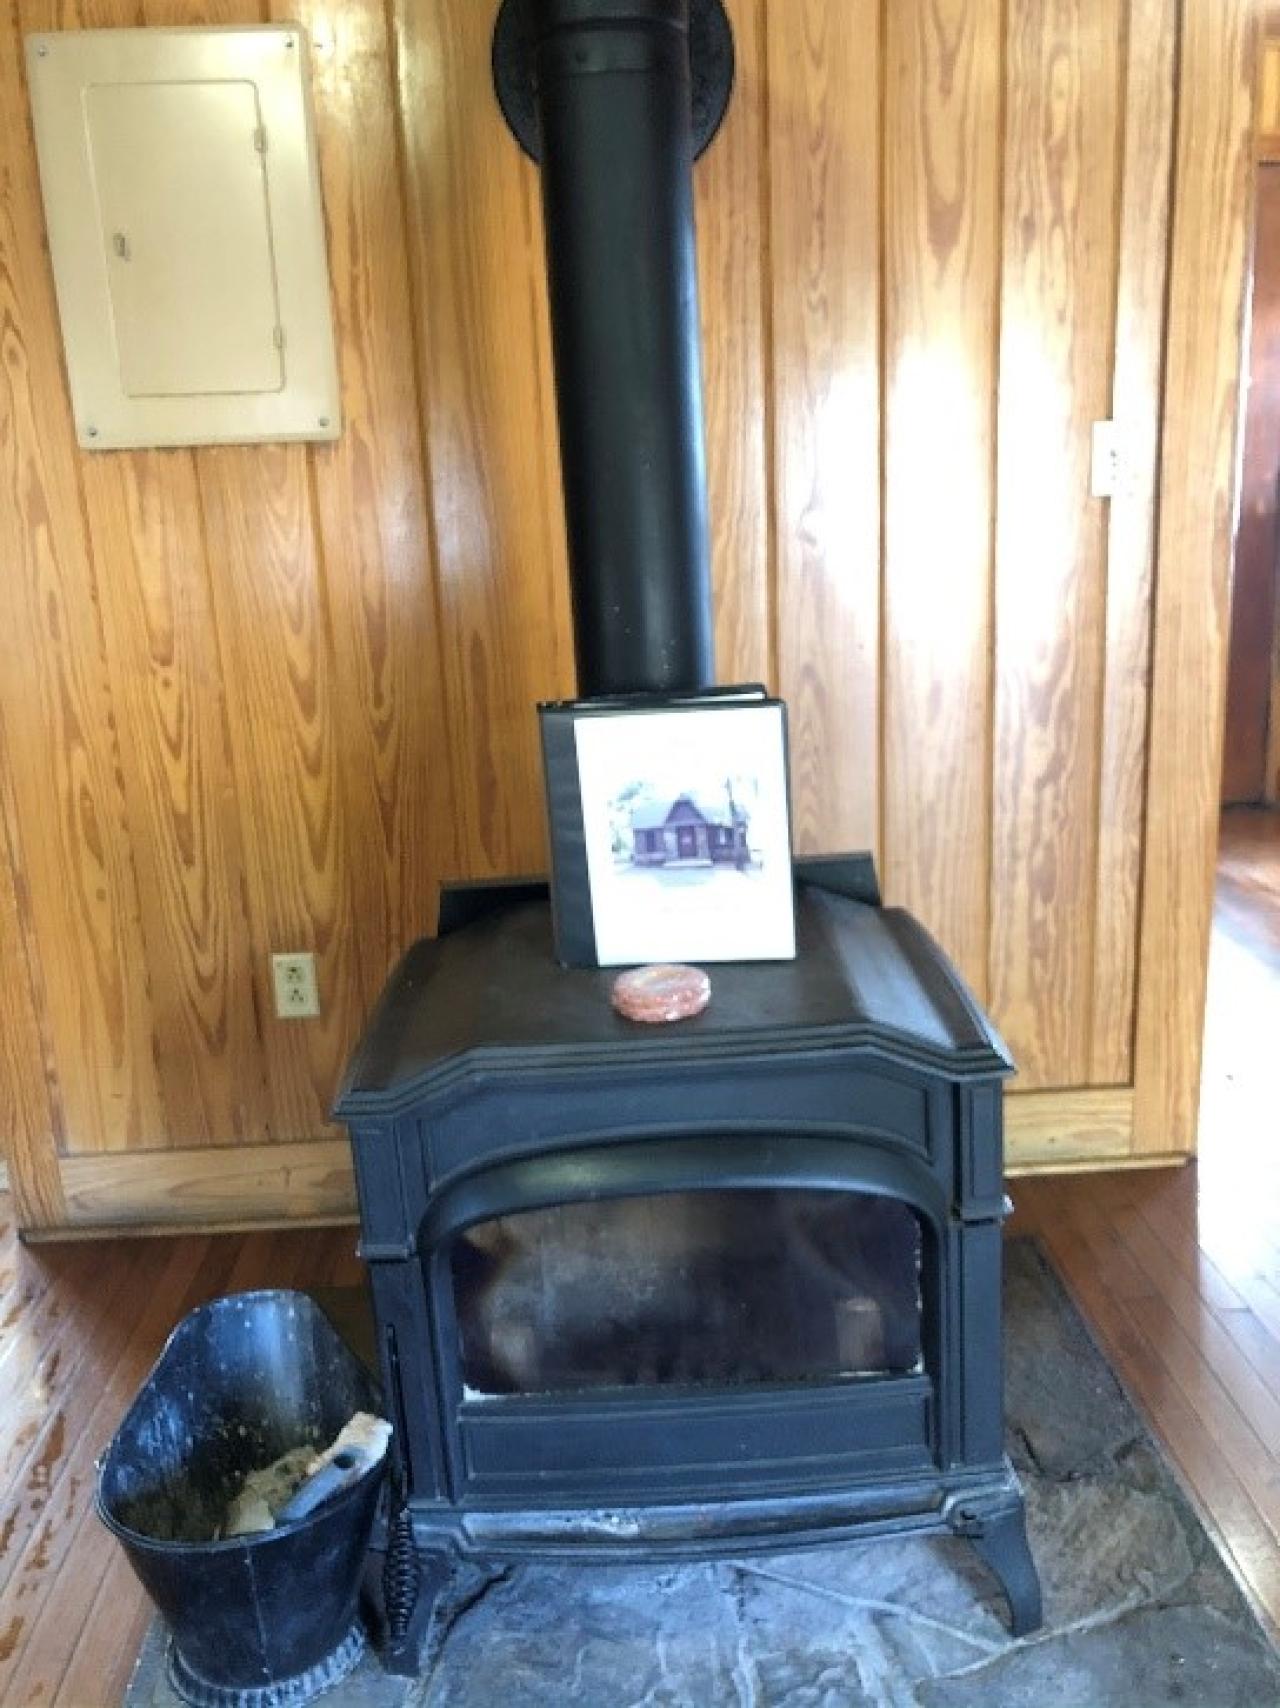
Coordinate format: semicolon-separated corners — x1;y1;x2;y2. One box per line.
1130;0;1259;1157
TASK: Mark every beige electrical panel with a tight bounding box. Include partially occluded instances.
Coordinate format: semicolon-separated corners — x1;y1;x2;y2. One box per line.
26;26;340;449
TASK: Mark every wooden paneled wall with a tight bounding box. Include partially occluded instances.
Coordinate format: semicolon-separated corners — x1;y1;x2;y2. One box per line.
0;0;1258;1232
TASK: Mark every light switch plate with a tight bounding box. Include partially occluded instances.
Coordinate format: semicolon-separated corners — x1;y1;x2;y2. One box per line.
1090;420;1119;499
26;26;340;449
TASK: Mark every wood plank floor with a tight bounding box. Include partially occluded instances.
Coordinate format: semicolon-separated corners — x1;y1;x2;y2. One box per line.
0;805;1276;1703
0;1223;366;1705
1013;805;1280;1639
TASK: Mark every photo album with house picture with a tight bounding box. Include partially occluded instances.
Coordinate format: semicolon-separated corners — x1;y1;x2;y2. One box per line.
539;688;796;968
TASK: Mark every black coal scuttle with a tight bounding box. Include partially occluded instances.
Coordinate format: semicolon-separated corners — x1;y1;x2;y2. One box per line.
336;0;1042;1673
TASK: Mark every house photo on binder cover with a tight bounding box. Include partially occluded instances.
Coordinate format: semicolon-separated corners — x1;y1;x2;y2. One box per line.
539;690;796;968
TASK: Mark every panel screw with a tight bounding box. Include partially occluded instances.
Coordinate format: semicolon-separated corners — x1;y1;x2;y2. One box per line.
285;36;295;48
85;425;98;438
36;42;47;55
318;416;330;428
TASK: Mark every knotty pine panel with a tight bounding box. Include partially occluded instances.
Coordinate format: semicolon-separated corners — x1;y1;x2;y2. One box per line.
42;0;273;1152
767;0;882;859
394;0;576;879
881;0;1002;1003
1087;0;1176;1085
1260;37;1280;161
0;0;169;1156
989;0;1121;1087
196;443;363;1142
63;0;280;1144
0;732;65;1229
131;0;345;1115
696;0;771;688
78;449;268;1144
273;0;454;990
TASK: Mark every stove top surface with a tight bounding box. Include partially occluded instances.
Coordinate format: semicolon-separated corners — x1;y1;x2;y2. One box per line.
336;877;1012;1116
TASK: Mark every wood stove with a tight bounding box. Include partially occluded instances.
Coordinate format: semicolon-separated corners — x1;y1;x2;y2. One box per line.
336;0;1040;1672
336;864;1042;1670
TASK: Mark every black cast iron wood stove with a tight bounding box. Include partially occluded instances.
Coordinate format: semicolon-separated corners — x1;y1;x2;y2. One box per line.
338;0;1041;1672
338;874;1041;1671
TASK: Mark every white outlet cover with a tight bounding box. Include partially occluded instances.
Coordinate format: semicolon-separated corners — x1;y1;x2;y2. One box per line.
271;952;320;1018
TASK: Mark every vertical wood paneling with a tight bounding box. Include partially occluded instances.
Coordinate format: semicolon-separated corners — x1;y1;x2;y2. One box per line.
273;0;454;989
35;0;274;1155
197;444;361;1140
989;0;1120;1087
1088;0;1177;1084
767;0;882;857
1259;38;1280;158
0;2;168;1155
139;0;260;20
394;0;575;878
1134;0;1257;1152
0;737;66;1228
881;0;1001;998
78;451;268;1142
696;0;771;687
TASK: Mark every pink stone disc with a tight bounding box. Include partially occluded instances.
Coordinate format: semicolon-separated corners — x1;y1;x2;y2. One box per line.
611;963;711;1024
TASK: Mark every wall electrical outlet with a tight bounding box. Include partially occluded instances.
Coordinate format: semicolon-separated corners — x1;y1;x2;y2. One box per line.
271;951;320;1018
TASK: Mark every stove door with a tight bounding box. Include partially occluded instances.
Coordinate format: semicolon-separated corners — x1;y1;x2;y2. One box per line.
451;1188;922;1395
423;1134;946;1502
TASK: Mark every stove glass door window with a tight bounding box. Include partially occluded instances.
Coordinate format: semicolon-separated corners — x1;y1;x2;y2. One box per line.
450;1188;923;1397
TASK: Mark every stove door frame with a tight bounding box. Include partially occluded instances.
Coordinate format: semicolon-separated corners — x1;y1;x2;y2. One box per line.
420;1129;947;1503
353;1054;1011;1516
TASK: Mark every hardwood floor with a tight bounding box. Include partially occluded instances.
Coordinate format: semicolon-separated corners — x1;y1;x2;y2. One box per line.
0;1223;365;1705
1013;805;1280;1638
0;805;1276;1703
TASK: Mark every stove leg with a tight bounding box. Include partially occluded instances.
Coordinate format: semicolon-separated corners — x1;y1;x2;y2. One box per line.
951;1495;1043;1637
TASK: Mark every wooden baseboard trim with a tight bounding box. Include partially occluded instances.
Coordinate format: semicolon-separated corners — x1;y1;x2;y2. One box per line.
21;1211;358;1244
1004;1086;1141;1168
52;1138;357;1236
26;1084;1168;1236
1007;1150;1191;1178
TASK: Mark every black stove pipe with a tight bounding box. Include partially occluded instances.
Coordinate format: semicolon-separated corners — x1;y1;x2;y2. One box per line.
532;0;715;697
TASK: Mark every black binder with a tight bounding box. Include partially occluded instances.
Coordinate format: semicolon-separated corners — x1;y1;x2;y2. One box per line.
538;686;794;968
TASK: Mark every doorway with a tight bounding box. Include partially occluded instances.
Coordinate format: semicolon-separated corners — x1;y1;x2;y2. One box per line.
1208;84;1280;1182
1223;161;1280;805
